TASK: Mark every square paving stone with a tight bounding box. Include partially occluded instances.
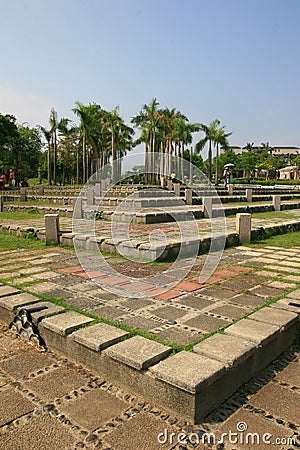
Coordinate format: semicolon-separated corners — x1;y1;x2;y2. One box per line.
250;285;285;298
29;302;65;323
287;289;300;300
193;333;255;367
0;387;34;426
275;361;300;387
249;382;300;426
71;322;129;351
199;287;237;300
121;315;163;331
0;413;78;450
0;285;20;298
217;407;295;449
103;412;175;450
150;351;225;393
0;349;54;378
91;305;126;320
183;314;230;333
209;304;249;319
225;318;280;345
150;327;202;346
26;282;57;293
175;294;215;310
62;388;128;431
118;298;155;310
230;293;266;308
151;305;189;320
268;280;298;289
40;311;93;335
0;292;40;311
104;335;171;370
218;277;255;291
24;366;87;401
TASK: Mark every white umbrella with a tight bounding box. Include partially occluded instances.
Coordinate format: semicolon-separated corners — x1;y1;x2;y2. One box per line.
224;163;234;168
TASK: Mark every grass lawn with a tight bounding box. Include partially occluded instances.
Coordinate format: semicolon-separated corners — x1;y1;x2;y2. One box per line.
0;211;43;220
0;232;47;250
251;210;299;219
249;230;300;248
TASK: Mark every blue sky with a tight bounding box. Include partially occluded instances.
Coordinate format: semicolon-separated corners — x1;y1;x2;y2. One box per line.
1;0;300;159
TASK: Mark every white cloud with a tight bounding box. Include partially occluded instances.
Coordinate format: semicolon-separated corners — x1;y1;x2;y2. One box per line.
0;85;52;128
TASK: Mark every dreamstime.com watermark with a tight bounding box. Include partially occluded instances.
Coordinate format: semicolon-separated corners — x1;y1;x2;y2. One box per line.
157;421;296;446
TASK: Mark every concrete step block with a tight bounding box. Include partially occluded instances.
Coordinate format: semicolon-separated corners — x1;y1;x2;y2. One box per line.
224;318;286;374
270;297;300;314
224;318;280;346
0;286;20;298
39;311;94;336
104;335;172;370
248;307;298;330
70;322;129;352
0;293;40;322
149;351;226;421
193;333;255;368
149;351;225;394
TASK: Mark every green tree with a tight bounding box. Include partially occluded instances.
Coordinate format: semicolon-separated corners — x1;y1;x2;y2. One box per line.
195;119;221;181
104;107;133;183
213;126;232;184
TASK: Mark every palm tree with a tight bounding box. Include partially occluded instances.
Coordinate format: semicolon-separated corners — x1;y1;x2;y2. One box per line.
245;142;254;152
213;126;232;184
104;107;134;183
40;126;51;185
132;98;160;183
195;119;221;181
57;118;78;184
73;101;96;183
49;108;58;184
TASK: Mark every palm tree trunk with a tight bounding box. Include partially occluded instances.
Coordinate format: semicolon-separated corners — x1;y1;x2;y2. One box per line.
48;143;51;185
76;147;79;184
53;132;57;185
83;135;86;183
208;139;212;181
112;133;117;184
189;146;193;184
215;144;219;185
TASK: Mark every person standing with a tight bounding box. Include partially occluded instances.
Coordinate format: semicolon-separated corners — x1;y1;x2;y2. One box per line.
9;169;15;188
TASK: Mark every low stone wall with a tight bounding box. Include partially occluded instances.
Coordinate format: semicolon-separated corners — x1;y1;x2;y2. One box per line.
0;288;298;423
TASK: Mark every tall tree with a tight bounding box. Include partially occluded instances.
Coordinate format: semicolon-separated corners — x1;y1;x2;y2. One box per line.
49;108;58;185
195;119;221;181
104;107;133;183
213;126;232;184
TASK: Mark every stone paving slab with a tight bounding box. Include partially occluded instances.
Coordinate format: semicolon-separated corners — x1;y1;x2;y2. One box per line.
0;285;20;298
249;307;298;329
249;382;300;426
193;333;256;367
62;388;129;431
0;414;79;450
216;407;295;450
29;301;65;323
0;292;40;311
0;349;54;378
150;351;225;394
24;365;87;401
40;311;94;336
104;335;172;370
0;387;34;427
224;319;280;345
275;360;300;386
103;412;175;450
70;322;130;351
